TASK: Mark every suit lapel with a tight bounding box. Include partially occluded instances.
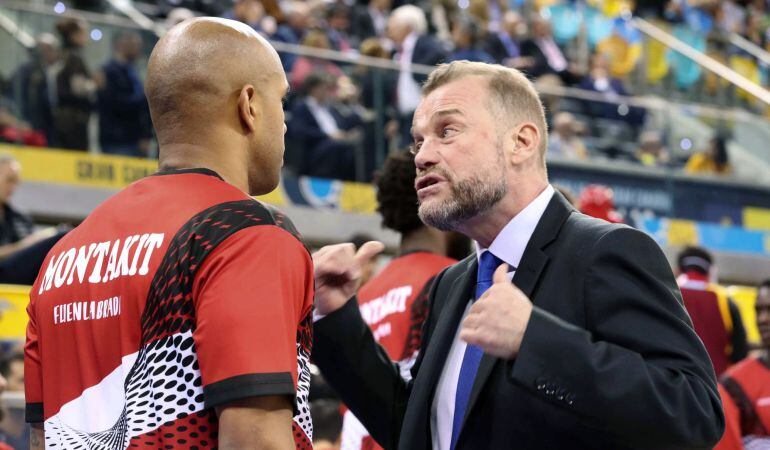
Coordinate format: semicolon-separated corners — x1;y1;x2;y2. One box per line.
414;256;477;394
459;193;574;433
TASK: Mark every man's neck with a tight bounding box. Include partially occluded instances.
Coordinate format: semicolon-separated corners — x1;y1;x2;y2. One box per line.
158;142;248;194
457;179;549;248
400;226;446;256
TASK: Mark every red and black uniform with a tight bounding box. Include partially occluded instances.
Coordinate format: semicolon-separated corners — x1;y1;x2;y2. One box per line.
341;251;455;450
677;271;748;376
721;357;770;439
25;168;314;449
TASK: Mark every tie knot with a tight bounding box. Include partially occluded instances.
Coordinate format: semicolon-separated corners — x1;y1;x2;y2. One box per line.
477;251;502;284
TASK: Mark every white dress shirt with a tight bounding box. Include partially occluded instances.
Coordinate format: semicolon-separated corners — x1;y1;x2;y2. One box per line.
306;97;341;137
430;184;555;450
396;32;423;115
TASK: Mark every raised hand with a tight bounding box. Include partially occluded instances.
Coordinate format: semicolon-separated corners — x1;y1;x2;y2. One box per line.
459;263;533;359
312;241;385;315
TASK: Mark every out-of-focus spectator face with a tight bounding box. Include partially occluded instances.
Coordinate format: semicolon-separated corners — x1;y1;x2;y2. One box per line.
308;78;335;104
553;112;576;138
639;131;663;155
386;16;411;45
36;33;60;66
117;33;143;62
71;26;88;48
359;37;388;58
591;53;610;72
234;0;264;26
302;30;331;50
451;21;473;49
531;18;552;39
371;0;391;12
328;7;350;32
502;11;526;38
5;358;23;392
0;160;21;205
287;2;311;30
757;285;770;349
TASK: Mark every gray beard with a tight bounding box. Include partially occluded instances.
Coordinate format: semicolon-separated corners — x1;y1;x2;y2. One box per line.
418;171;507;232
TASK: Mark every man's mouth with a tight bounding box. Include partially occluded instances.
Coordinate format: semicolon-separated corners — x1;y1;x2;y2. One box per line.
415;173;448;194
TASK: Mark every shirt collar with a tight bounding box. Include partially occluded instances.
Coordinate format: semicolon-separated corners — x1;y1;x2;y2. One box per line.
402;32;419;54
474;185;555;269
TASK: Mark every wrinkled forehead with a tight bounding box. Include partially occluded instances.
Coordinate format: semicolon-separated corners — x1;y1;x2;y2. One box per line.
413;78;489;130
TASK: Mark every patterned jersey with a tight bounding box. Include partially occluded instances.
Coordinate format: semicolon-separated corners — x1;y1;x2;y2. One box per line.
25;168;314;449
722;357;770;438
341;251;455;450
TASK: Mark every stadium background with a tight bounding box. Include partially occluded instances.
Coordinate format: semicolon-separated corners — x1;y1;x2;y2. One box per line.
0;0;769;448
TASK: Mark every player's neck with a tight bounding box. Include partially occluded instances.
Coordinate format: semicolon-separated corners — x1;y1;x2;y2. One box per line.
158;143;248;193
400;226;446;257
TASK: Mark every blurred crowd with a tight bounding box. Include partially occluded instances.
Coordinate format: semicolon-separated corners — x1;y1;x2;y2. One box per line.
0;0;758;181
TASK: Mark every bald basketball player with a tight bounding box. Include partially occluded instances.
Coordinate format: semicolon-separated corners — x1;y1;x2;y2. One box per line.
26;18;314;449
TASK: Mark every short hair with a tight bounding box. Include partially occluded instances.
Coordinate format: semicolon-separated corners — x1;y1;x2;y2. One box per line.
376;150;423;236
390;5;428;35
0;351;23;377
422;61;549;161
303;71;335;94
310;399;342;443
677;246;713;275
453;15;481;46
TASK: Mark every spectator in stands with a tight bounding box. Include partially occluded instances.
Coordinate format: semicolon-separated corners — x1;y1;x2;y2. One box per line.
447;16;495;63
578;52;645;128
685;135;732;176
222;0;266;32
0;100;47;147
326;4;353;53
164;7;195;29
677;246;748;376
721;279;770;445
289;30;344;91
97;31;152;157
0;352;25;449
289;72;361;180
578;184;624;223
272;1;311;72
353;38;399;178
0;154;66;282
387;4;447;146
351;0;391;45
547;112;588;161
635;130;671;167
53;17;95;151
0;370;11;450
484;11;533;70
520;16;577;84
8;33;60;146
311;399;343;450
0;353;22;393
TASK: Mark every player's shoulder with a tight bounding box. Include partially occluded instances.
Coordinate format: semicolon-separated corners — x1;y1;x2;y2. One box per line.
183;199;306;251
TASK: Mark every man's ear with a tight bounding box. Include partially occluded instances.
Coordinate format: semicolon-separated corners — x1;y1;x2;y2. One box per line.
511;122;540;165
238;85;258;133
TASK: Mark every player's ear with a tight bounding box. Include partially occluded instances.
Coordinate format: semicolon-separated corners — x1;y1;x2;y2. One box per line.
238;85;258;133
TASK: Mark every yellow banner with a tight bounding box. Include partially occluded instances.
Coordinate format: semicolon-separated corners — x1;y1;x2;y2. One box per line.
1;144;158;189
0;285;31;340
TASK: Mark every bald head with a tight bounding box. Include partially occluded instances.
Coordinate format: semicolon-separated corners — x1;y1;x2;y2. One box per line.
146;18;284;146
146;17;289;195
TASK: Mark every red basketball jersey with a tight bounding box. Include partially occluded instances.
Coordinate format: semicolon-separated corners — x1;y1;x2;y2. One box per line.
341;251;455;450
25;168;314;449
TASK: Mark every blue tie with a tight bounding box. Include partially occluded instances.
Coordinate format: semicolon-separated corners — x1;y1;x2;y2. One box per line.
450;251;502;450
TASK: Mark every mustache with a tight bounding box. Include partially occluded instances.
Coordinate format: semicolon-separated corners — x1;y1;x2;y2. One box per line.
417;167;453;182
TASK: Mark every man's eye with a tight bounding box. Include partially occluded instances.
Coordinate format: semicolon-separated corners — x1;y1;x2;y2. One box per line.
441;128;456;138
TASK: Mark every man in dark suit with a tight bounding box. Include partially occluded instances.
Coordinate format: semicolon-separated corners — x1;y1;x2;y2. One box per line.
350;0;391;46
519;17;579;84
386;4;447;147
288;72;362;180
311;61;724;450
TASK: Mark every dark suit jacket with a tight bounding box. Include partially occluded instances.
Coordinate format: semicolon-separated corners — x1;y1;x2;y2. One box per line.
314;192;724;450
409;35;447;84
519;38;578;84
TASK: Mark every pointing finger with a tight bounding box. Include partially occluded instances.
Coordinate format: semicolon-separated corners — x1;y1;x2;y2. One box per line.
354;241;385;267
